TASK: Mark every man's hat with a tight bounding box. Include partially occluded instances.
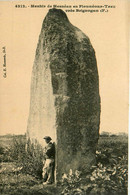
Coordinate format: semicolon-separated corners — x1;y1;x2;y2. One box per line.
43;136;52;140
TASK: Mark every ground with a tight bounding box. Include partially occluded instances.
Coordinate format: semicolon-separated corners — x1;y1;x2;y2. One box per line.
0;162;59;195
0;134;128;195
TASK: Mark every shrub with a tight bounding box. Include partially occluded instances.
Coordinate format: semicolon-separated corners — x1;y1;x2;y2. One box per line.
61;169;84;195
89;161;128;194
21;139;44;179
0;146;13;162
0;146;5;162
6;135;44;179
61;145;128;195
61;160;128;195
8;135;26;161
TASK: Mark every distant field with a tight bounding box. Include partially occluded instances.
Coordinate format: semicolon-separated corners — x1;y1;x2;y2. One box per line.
98;134;128;145
0;134;26;148
0;136;14;148
0;133;128;148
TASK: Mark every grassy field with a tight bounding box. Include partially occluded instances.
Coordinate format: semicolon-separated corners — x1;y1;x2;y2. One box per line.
0;134;128;195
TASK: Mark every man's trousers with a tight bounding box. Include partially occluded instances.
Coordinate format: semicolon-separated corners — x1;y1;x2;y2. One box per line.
42;159;55;184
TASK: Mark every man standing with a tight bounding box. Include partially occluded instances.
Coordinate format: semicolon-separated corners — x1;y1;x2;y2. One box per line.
42;136;55;185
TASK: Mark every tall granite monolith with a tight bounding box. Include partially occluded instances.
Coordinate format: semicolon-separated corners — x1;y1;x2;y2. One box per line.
27;8;100;181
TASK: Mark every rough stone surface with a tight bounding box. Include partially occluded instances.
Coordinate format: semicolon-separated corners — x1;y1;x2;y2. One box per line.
27;9;100;180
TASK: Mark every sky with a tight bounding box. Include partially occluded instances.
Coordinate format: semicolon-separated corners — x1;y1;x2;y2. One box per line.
0;0;129;135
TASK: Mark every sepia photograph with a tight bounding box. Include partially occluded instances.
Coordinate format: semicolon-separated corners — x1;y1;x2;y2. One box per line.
0;0;129;194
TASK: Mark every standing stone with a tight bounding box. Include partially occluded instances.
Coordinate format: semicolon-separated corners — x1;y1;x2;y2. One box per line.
27;8;100;180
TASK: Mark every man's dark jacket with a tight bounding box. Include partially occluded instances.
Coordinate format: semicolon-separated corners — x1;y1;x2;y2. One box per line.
44;142;55;159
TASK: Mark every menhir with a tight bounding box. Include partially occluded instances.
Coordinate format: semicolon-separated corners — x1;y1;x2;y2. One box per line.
27;8;101;180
